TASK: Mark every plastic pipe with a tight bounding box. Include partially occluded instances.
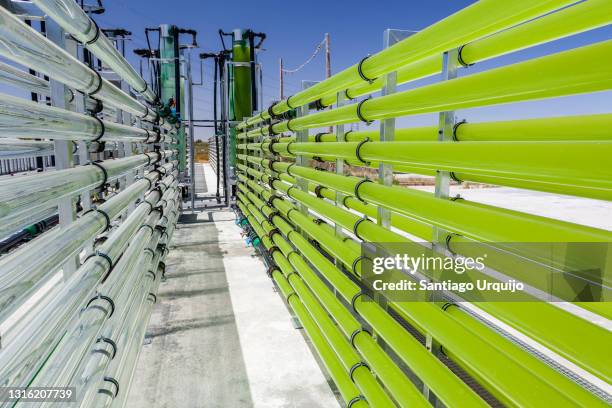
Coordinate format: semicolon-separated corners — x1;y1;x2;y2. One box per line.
31;0;158;104
0;8;157;121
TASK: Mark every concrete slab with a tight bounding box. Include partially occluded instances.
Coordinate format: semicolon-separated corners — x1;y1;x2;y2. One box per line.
127;164;337;408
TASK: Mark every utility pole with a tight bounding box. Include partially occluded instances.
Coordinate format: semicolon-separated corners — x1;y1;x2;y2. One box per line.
325;33;331;79
279;57;284;100
325;33;332;133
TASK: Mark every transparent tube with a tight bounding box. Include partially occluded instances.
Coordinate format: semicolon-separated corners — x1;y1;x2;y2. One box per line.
0;9;153;118
0;139;54;158
31;0;157;103
0;92;151;143
29;210;163;389
74;206;179;407
0;205;57;240
0;60;49;95
0;151;173;227
0;173;174;332
238;0;577;129
0;192;175;388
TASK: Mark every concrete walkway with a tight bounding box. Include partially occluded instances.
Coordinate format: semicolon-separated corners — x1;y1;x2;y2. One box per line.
127;164;337;408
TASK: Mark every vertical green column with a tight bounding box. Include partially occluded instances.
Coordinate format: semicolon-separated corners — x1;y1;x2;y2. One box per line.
160;24;186;172
229;29;253;167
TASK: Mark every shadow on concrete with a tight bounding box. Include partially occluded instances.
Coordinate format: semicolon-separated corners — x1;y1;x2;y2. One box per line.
126;212;254;408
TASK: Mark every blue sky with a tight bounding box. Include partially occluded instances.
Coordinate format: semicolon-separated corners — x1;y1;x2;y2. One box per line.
3;0;611;139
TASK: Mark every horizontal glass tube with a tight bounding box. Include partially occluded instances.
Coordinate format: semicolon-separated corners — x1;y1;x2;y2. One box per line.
239;0;576;129
0;60;49;95
0;139;54;158
0;205;57;240
0;170;175;332
0;92;152;143
267;41;612;135
317;0;612;108
0;8;153;119
31;0;157;103
29;206;169;389
0;151;174;228
266;140;612;200
0;190;177;388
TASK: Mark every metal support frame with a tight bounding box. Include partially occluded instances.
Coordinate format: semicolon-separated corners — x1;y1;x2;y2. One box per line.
422;47;459;404
184;47;196;212
433;49;459;243
335;92;346;240
221;60;231;206
296;81;317;216
377;29;415;228
46;18;78;277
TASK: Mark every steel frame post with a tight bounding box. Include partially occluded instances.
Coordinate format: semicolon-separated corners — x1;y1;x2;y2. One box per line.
184;48;196;212
296;81;317;216
46;18;78;277
421;48;459;404
377;29;414;228
221;60;231;205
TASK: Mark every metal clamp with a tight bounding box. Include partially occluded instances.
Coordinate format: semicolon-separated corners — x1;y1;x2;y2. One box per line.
355;137;371;165
86;294;115;318
353;179;372;202
352;216;369;241
356;98;372;125
83;207;111;231
286;95;296;109
351;255;369;275
357;55;376;83
457;45;474;68
349;361;370;382
90;160;109;191
148;292;157;303
350;327;371;348
286;292;298;303
102;377;120;398
266;266;280;278
314;132;326;142
351;291;366;314
452;119;467;141
286;119;296;133
89;69;104;97
96;336;117;359
314;185;325;198
343;130;353;142
347;395;366;408
91;115;106;143
268;228;281;240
